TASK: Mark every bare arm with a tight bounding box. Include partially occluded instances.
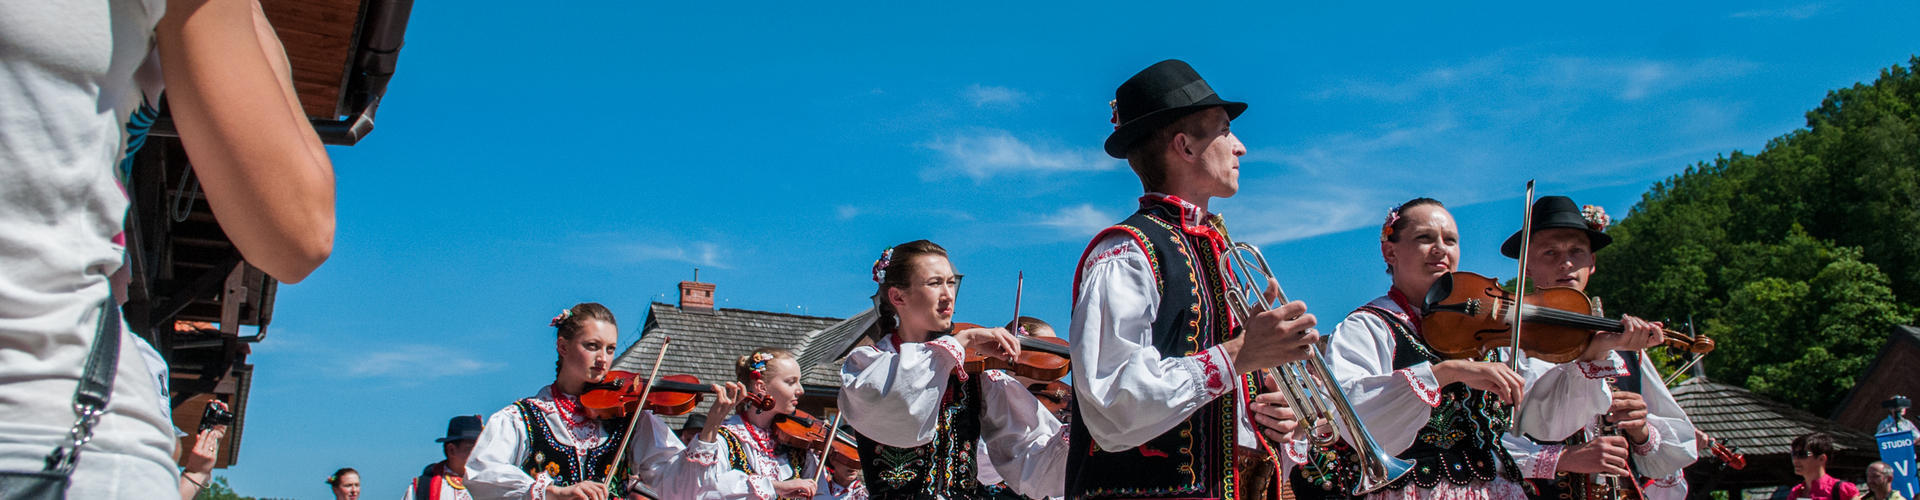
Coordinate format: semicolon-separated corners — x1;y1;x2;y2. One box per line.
156;0;335;283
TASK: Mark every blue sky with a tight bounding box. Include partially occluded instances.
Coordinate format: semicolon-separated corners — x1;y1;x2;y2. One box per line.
222;1;1917;497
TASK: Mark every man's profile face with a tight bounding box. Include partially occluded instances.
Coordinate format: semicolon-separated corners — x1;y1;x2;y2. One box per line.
1185;108;1244;199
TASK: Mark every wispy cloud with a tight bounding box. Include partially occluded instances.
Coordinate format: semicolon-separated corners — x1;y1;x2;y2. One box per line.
1034;204;1116;236
964;84;1028;107
614;241;730;269
344;345;503;379
1314;52;1757;103
923;129;1118;181
836;205;861;220
1730;4;1825;19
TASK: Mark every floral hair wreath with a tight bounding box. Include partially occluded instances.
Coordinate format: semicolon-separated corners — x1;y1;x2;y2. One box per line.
1109;99;1121;130
1379;206;1404;243
1581;204;1611;232
745;351;775;378
870;247;895;284
549;308;572;328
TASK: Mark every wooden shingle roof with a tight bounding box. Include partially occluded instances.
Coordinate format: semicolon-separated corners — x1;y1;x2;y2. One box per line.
1673;377;1876;456
610;302;871;427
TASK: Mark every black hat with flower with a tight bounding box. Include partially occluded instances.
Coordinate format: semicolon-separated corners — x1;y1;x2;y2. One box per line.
1500;195;1613;258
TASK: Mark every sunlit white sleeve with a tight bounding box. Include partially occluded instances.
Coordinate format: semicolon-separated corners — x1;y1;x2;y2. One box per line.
838;335;966;447
1632;354;1699;478
467;405;544;500
1322;307;1441;456
1502;428;1566;479
1514;352;1619;443
630;410;687;486
978;370;1069;499
1070;234;1236;451
665;427;814;500
1643;470;1688;500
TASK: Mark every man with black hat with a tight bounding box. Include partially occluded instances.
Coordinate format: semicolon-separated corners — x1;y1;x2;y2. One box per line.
1504;196;1701;500
1067;59;1318;499
675;412;706;446
406;415;484;500
1880;396;1917;438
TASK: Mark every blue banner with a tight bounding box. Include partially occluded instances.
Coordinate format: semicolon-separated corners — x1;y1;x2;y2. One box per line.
1879;431;1918;500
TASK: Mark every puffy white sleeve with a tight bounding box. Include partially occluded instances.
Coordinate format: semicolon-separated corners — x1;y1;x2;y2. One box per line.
1502;427;1566;479
978;370;1069;499
1322;311;1442;456
1630;354;1699;478
402;480;418;500
838;336;966;447
1070;234;1236;451
628;410;687;486
663;430;778;500
1513;352;1619;442
466;405;545;500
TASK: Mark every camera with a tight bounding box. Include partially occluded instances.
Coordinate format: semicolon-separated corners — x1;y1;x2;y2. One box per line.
199;400;234;432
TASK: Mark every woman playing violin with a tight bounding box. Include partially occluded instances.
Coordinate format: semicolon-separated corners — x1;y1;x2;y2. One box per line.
1504;196;1699;500
838;240;1068;499
467;303;684;500
664;348;820;499
1312;199;1641;500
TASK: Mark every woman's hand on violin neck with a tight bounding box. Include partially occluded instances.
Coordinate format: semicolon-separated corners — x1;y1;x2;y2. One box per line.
699;382;747;443
1557;436;1632;477
1432;360;1524;405
546;481;610;500
773;479;818;498
955;326;1020;359
1605;391;1652;444
1228;300;1319;374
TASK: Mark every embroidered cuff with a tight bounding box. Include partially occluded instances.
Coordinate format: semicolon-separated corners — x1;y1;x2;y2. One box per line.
926;336;969;382
1577;352;1631;379
1398;366;1442;408
1282;438;1310;465
1631;424;1660;456
748;475;775;500
1194;345;1233;398
528;473;552;500
1649;473;1684;488
683;436;724;466
1529;444;1565;479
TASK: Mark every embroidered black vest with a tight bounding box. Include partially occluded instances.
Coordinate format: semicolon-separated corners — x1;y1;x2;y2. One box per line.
1527;351;1647;500
1066;199;1254;499
1354;305;1523;491
513;399;631;496
716;426;809;498
856;365;991;499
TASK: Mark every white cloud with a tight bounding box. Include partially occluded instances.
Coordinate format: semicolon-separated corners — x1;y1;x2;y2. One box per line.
836;205;861;220
1317;52;1756;104
344;345;502;379
615;241;730;269
964;84;1027;107
923;129;1118;181
1034;204;1116;236
1730;4;1825;19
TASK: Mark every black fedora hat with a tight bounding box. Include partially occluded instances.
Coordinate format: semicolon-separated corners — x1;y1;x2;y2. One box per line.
1104;59;1247;159
436;415;483;443
1500;196;1613;258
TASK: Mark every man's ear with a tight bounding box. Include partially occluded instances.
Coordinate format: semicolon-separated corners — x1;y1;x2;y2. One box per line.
1170;131;1194;159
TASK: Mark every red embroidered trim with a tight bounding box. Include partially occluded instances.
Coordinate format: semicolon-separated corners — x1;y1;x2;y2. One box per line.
926;336;968;382
1578;357;1631;379
529;473;553;500
1531;444;1565;479
1197;348;1226;394
1650;473;1685;488
1397;368;1442;407
1087;243;1133;266
1386;288;1425;335
1631;424;1660;456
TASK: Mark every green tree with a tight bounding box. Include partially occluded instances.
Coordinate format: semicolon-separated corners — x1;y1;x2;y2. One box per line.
1590;57;1920;414
193;476;255;500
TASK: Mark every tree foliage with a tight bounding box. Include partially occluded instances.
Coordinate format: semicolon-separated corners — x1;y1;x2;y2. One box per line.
1590;57;1920;414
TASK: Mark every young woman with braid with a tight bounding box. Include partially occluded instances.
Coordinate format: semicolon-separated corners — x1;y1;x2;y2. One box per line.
466;303;684;500
838;240;1068;499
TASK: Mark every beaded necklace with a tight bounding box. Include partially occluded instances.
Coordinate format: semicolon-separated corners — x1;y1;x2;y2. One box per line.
548;384;593;428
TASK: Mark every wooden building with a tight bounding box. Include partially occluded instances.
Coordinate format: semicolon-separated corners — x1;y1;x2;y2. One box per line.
1675;377;1879;495
1832;325;1920;432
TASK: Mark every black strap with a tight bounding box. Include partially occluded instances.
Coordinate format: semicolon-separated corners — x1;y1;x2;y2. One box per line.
43;301;121;475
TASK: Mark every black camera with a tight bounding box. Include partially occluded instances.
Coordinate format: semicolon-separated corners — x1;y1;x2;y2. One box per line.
199;400;234;432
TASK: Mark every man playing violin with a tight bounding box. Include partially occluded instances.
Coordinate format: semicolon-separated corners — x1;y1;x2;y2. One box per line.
838;239;1068;499
1504;196;1700;500
1068;59;1318;499
467;303;685;500
664;348;819;499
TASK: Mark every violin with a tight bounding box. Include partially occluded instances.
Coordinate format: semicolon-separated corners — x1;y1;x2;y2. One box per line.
1422;272;1716;363
953;322;1073;381
1704;435;1746;470
771;410;860;470
1029;380;1072;416
580;371;773;419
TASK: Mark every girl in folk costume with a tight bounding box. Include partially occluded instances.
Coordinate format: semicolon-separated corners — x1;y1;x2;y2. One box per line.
664;348;819;499
839;240;1069;499
1502;197;1698;500
467;303;685;500
1316;199;1645;500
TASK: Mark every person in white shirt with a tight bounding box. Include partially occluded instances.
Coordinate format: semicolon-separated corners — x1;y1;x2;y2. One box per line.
404;415;484;500
466;303;683;500
662;348;819;499
839;240;1069;499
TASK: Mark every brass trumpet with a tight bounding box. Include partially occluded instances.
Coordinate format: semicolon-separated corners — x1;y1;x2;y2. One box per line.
1209;216;1413;495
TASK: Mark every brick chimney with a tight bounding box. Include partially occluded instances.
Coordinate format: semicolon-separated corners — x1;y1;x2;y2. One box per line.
679;269;715;310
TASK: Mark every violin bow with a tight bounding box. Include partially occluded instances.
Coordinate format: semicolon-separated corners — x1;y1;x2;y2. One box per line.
1510;180;1536;373
1011;272;1023;336
606;336;672;494
812;411;846;485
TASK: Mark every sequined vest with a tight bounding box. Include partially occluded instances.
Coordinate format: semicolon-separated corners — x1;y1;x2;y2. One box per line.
1356;306;1524;491
1066;199;1255;499
855;365;991;499
513;399;631;496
